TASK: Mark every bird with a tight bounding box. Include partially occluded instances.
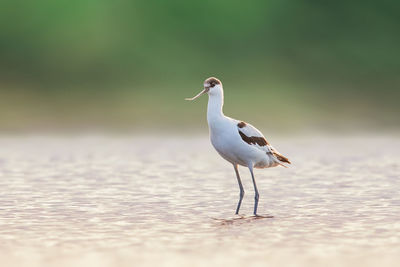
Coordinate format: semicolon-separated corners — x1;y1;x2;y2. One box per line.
186;77;290;216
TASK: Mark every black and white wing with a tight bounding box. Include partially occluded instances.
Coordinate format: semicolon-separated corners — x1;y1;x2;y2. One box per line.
236;121;291;165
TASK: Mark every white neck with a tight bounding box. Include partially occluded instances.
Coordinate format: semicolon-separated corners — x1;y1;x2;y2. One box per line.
207;85;224;124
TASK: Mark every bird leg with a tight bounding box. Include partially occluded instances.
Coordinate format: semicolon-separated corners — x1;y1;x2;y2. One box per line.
248;165;259;216
233;164;244;215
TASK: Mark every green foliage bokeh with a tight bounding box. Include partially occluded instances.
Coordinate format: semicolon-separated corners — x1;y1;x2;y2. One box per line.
0;1;399;130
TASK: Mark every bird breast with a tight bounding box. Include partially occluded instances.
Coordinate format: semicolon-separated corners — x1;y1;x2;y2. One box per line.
208;120;252;166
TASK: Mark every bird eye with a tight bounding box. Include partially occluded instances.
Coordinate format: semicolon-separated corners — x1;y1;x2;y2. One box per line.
210;83;215;88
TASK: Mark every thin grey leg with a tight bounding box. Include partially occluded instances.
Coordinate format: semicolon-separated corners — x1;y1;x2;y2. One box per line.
248;165;259;216
233;164;245;214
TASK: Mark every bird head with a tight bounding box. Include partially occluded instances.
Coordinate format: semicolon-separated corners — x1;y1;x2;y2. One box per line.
185;77;222;101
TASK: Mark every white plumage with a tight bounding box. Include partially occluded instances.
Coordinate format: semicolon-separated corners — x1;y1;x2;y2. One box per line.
186;77;290;216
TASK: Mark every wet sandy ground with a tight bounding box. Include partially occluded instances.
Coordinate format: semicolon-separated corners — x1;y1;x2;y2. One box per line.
0;134;399;267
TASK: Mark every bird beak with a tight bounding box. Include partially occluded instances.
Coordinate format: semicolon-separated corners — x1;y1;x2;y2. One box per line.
185;88;209;101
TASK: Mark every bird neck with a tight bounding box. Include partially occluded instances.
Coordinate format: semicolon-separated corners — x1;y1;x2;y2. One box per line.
207;88;224;123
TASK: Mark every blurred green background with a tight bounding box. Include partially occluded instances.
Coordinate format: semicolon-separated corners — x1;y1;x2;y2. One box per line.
0;0;399;133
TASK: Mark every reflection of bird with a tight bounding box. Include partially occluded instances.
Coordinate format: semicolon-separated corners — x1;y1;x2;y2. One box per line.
186;77;290;216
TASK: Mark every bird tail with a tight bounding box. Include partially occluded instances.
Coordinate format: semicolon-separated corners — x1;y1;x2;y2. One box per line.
267;145;291;168
273;151;291;164
277;162;288;168
271;150;291;168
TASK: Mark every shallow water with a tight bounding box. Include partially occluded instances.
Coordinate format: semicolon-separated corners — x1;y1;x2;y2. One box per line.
0;135;399;267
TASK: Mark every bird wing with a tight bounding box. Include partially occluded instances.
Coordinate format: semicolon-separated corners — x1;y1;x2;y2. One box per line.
236;121;291;165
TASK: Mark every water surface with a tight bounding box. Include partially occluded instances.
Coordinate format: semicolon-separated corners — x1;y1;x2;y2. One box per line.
0;135;399;266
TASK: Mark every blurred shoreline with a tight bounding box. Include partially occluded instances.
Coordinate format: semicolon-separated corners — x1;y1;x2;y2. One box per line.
0;84;399;133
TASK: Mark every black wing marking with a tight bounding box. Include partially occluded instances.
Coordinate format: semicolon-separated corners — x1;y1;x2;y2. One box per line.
237;121;247;128
238;130;269;147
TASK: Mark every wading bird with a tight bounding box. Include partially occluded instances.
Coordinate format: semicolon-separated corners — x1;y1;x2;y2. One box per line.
186;77;290;216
